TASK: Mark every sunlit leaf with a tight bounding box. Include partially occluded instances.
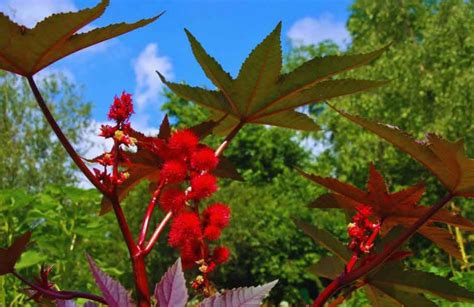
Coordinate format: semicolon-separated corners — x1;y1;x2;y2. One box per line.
160;23;387;133
0;0;161;76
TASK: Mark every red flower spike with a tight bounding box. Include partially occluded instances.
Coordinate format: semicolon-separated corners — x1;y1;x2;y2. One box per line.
108;91;134;122
160;189;187;213
161;160;187;184
203;203;231;228
204;225;222;241
168;129;199;157
168;212;202;247
212;246;230;264
190;173;217;199
191;147;219;171
99;124;117;138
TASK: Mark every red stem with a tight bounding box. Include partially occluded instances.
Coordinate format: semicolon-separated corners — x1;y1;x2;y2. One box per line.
110;140;150;305
313;193;454;306
143;212;173;256
26;76;111;198
12;271;107;304
138;181;165;247
215;121;244;157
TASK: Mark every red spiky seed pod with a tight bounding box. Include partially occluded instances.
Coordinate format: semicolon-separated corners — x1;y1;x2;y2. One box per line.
161;160;187;184
203;203;231;228
203;225;222;241
180;239;203;267
168;129;199;157
168;212;202;248
160;188;187;213
190;173;217;199
191;147;219;171
212;246;230;264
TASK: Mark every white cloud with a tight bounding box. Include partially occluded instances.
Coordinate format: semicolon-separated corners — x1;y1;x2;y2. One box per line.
35;67;76;84
133;43;173;110
0;0;77;28
287;15;350;47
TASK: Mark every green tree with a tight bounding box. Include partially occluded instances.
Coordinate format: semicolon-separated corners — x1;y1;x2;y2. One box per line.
0;71;92;189
0;186;127;306
284;0;474;302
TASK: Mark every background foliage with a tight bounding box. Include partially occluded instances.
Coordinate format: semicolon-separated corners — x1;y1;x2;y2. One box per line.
1;0;473;305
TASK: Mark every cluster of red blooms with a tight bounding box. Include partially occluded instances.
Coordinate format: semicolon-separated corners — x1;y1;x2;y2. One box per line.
347;205;379;254
147;128;231;295
94;92;135;187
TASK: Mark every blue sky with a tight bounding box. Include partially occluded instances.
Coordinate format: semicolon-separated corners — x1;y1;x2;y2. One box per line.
1;0;352;167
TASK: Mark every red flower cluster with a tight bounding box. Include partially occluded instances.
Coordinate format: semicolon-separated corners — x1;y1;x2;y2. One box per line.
108;91;134;123
347;205;379;254
93;92;136;187
149;128;230;295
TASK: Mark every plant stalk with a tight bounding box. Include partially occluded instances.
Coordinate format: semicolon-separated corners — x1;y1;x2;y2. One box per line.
138;181;164;247
12;271;107;304
26;76;111;198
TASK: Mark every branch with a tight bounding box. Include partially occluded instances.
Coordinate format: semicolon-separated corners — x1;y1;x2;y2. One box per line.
26;76;110;198
110;141;137;255
313;193;454;306
138;181;164;247
12;271;107;304
215;121;244;157
142;212;173;256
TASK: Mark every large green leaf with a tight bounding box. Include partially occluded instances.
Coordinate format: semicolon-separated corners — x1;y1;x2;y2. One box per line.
0;0;161;76
160;23;388;133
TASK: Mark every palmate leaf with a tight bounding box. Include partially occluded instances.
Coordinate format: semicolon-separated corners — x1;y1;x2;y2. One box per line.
304;229;474;306
301;165;474;260
154;259;188;307
199;280;278;307
86;254;134;307
0;232;31;275
333;107;474;198
0;0;161;76
159;22;388;133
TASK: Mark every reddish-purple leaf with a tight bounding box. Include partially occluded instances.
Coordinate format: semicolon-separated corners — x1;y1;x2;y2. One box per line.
0;231;31;275
86;254;134;307
199;280;278;307
154;258;188;307
56;300;78;307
